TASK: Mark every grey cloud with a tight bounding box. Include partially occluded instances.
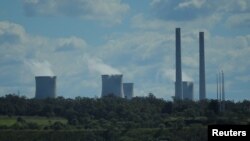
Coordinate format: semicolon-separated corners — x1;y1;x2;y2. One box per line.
0;21;26;44
150;0;250;21
23;0;130;24
55;36;87;52
226;13;250;28
0;33;22;45
150;0;213;21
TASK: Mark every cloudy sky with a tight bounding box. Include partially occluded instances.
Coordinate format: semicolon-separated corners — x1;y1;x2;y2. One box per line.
0;0;250;101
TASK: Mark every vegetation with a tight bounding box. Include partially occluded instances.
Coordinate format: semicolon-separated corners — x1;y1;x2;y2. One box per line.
0;116;66;127
0;94;249;141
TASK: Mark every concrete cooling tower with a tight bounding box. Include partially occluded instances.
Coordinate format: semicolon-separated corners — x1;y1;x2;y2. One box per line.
35;76;56;99
123;83;134;100
182;81;194;101
101;75;124;98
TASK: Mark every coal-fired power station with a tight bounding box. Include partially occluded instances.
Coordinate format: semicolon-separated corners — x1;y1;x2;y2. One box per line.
35;76;56;99
101;75;124;98
123;83;134;99
31;28;208;101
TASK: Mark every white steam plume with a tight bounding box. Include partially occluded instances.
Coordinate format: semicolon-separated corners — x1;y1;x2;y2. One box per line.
87;57;121;75
25;60;54;76
163;68;193;82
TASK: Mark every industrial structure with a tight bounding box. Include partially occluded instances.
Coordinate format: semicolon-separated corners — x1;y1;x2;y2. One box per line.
123;83;134;99
182;81;194;100
174;28;207;101
101;75;124;98
175;81;194;100
217;71;225;112
199;32;206;100
35;76;56;99
175;28;183;100
32;28;210;100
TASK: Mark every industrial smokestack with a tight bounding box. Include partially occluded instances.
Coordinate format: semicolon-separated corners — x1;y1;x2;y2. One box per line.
222;70;225;101
101;75;124;98
35;76;56;99
175;28;183;100
199;32;206;100
218;72;222;112
222;70;225;111
216;74;219;100
219;72;222;102
182;81;194;101
123;83;134;100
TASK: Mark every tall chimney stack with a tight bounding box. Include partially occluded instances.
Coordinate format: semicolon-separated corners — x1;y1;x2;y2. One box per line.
199;32;206;100
222;70;225;101
175;28;183;100
219;72;222;102
216;74;219;100
222;70;225;111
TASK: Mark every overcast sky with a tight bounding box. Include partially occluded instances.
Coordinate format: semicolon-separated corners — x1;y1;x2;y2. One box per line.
0;0;250;101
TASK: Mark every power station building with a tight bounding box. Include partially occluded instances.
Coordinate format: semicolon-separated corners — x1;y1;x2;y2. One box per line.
35;76;56;99
175;81;194;100
182;81;194;100
101;75;124;98
123;83;133;99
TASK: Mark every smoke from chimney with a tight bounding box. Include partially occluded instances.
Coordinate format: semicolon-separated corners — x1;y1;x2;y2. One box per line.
163;69;193;82
87;57;121;75
25;60;54;76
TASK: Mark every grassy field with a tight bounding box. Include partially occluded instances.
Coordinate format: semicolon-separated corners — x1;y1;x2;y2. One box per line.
0;127;207;141
0;116;67;127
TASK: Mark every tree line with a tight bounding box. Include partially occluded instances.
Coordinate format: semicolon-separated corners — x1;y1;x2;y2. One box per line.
0;94;249;128
0;94;249;140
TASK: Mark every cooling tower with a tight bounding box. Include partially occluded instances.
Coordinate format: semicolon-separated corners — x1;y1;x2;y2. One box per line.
101;75;124;98
175;28;183;100
123;83;133;100
199;32;206;100
182;81;194;101
35;76;56;99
